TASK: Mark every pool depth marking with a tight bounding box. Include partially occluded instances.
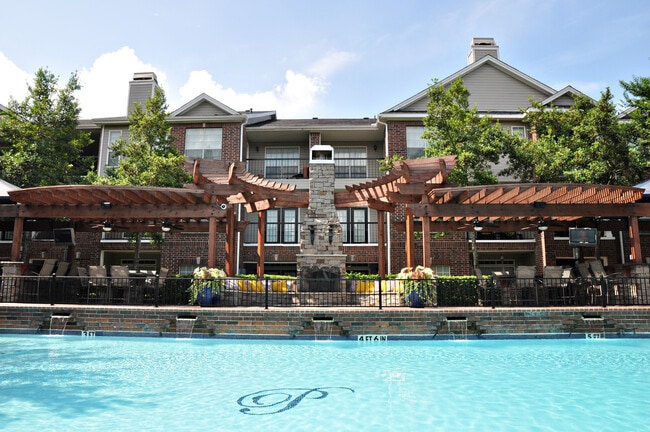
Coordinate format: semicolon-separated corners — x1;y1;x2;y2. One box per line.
237;387;355;415
358;335;388;342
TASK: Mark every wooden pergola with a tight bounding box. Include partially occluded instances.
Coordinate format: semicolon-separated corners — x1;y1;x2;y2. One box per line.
1;156;648;276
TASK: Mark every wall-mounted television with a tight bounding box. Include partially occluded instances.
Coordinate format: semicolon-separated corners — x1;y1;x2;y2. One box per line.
53;228;75;246
568;227;597;247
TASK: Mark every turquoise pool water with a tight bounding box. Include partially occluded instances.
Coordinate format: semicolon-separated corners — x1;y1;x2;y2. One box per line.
1;335;648;431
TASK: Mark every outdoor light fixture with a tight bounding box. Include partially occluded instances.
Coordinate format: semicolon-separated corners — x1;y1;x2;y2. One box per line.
328;226;334;244
537;220;548;231
161;221;172;232
102;221;113;232
472;218;483;232
309;225;315;245
101;202;113;210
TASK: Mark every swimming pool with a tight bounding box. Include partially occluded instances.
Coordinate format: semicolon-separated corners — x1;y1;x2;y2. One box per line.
1;335;648;432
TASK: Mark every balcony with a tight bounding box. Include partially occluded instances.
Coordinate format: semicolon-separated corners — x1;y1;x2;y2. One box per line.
246;158;383;181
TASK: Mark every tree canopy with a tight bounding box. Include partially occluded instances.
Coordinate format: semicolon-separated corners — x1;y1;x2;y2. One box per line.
620;75;650;182
88;86;191;187
423;76;649;187
422;78;517;186
0;68;92;187
503;89;636;185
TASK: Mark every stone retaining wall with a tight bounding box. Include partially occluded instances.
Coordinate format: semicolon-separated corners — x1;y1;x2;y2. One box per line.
1;305;649;339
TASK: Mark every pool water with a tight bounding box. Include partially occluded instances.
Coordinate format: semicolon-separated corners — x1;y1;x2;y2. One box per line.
1;335;648;431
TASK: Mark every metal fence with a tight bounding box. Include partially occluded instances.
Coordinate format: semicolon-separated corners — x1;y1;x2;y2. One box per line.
1;274;649;308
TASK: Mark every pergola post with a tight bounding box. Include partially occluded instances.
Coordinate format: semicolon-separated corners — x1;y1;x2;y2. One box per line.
629;216;642;263
257;210;266;278
207;216;217;268
11;217;23;262
422;216;431;268
377;210;386;277
224;207;236;276
405;208;415;269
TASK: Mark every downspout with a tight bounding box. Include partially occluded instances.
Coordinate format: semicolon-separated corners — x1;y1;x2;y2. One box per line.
374;116;391;273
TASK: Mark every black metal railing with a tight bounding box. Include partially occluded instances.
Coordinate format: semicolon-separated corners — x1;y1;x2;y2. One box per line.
1;274;649;308
245;158;383;180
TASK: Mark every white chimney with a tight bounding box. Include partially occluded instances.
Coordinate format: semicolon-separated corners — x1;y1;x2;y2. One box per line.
467;38;499;64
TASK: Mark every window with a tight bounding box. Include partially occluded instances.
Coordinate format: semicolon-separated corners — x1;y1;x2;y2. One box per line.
265;208;299;244
430;265;451;276
338;208;369;244
406;126;427;159
335;147;367;178
0;231;13;242
185;128;222;159
265;147;300;179
510;126;526;138
106;131;122;167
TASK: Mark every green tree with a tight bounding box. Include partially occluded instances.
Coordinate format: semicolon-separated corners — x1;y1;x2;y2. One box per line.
620;75;650;182
87;86;191;269
422;78;514;185
0;68;92;187
503;89;635;185
90;87;190;187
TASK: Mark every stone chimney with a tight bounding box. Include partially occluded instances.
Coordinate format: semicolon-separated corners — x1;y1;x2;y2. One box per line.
127;72;159;115
467;37;499;64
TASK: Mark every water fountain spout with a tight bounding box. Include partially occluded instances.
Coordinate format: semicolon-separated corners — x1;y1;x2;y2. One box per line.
312;317;334;341
176;316;198;338
49;313;72;336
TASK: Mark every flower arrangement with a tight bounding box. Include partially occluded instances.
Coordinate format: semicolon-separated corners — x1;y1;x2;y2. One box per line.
396;266;437;307
188;266;226;305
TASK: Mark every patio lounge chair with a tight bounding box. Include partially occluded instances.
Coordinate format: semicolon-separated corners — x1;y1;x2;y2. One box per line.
110;265;132;303
515;266;542;306
87;265;109;302
24;259;57;302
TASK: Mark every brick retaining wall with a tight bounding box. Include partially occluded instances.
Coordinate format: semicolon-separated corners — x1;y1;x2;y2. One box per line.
1;305;649;338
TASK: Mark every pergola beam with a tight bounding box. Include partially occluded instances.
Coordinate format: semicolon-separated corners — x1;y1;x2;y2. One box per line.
409;203;650;218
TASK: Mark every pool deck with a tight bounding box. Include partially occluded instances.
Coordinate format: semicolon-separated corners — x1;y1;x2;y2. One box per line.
2;303;650;339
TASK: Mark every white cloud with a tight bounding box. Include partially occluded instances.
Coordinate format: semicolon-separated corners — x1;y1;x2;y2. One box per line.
0;52;32;106
77;46;168;119
308;50;357;78
2;47;350;119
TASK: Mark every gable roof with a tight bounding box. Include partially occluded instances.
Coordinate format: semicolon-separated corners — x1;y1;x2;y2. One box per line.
541;85;591;107
168;93;244;121
382;55;558;116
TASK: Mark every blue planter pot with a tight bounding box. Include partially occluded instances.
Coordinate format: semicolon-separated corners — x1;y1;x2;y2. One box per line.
198;287;220;307
406;290;425;308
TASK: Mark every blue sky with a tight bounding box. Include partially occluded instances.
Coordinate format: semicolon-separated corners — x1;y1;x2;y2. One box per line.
1;0;648;119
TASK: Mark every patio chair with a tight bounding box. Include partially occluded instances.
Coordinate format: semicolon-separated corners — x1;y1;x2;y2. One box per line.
87;265;109;302
627;264;650;305
542;266;565;305
24;259;57;302
588;260;624;305
110;265;132;303
51;262;71;303
514;266;542;306
574;261;601;305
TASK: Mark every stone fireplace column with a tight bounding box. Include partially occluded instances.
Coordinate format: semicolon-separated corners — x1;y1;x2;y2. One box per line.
296;144;347;285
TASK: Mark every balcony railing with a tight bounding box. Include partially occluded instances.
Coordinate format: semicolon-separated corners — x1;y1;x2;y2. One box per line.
2;274;648;308
246;158;383;180
242;222;378;244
